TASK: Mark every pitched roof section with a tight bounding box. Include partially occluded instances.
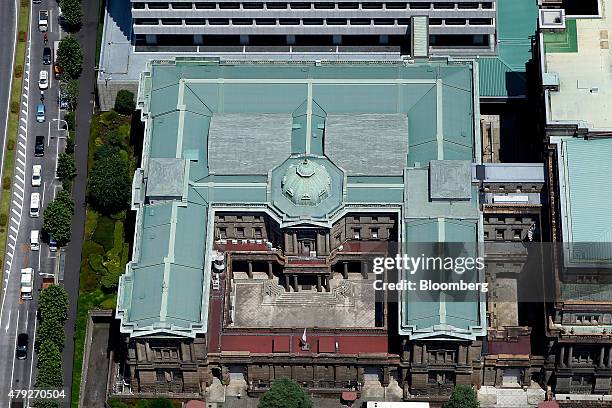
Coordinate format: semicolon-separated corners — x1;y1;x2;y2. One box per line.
325;114;408;176
208;113;293;175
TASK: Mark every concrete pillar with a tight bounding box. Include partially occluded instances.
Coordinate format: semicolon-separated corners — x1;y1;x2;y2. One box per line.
600;346;605;368
343;262;348;279
317;275;322;292
567;346;573;367
382;366;390;387
240;34;250;45
247;261;253;279
267;262;273;279
284;233;290;252
422;344;427;364
458;345;466;365
293;233;298;254
287;35;296;45
293;275;299;292
333;35;342;45
559;346;565;368
608;346;612;368
284;275;290;291
361;260;368;279
465;344;470;365
324;276;330;291
325;233;330;254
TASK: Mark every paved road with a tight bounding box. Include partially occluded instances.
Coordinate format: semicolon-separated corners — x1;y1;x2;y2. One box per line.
0;2;66;406
62;0;100;402
0;0;18;186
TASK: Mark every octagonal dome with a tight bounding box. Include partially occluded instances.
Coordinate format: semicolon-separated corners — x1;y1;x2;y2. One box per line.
281;159;332;206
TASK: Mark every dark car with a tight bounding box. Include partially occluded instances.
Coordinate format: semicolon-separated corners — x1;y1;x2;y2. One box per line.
42;47;51;65
16;333;28;360
35;136;44;157
48;234;57;252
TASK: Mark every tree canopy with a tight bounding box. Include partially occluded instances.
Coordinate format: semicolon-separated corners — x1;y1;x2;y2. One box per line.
43;191;74;246
56;153;76;180
114;90;136;115
258;378;312;408
38;285;69;323
444;384;480;408
60;0;83;31
88;152;131;215
56;36;83;79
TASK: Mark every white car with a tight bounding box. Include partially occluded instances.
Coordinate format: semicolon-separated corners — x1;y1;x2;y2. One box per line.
31;165;42;187
38;70;49;90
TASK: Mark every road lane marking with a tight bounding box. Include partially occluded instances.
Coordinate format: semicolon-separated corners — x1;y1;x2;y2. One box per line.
14;191;22;201
4;309;11;332
17;157;25;166
10;226;18;234
18;149;26;158
11;208;21;217
16;165;25;175
14;184;24;193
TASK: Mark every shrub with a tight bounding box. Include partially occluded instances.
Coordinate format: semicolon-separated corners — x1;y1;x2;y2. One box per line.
444;384;480;408
148;399;173;408
114;90;136;115
0;214;7;226
65;111;76;131
258;379;312;408
107;399;129;408
7;139;15;150
14;65;22;78
10;101;18;114
88;152;131;215
92;216;115;251
65;132;75;154
3;177;11;190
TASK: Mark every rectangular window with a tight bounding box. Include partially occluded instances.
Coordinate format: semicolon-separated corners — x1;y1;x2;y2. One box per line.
513;229;521;240
353;229;360;240
495;229;504;240
236;227;245;238
254;228;263;238
370;228;379;239
219;228;227;239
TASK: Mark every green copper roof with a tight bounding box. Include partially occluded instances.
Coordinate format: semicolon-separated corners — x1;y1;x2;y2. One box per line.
118;58;484;338
556;137;612;264
478;0;538;97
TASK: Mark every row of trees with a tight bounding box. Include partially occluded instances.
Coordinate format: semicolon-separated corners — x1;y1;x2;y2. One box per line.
34;285;69;408
60;0;83;32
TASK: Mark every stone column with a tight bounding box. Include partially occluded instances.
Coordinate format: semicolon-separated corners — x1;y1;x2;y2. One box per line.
317;275;322;292
361;260;368;279
600;346;605;368
559;346;565;368
325;233;331;254
567;346;573;367
284;275;290;291
267;262;273;279
458;345;466;365
607;346;612;368
325;276;330;291
382;366;390;387
247;261;253;279
293;275;299;292
293;233;298;255
422;344;428;364
343;262;348;279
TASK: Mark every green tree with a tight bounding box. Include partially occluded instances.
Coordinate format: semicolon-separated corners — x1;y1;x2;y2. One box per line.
56;36;83;79
35;340;63;387
33;400;60;408
64;79;79;110
444;384;480;408
108;399;130;408
88;152;131;215
148;399;173;408
114;90;136;115
43;191;74;246
56;153;76;180
36;318;65;351
258;378;312;408
65;111;76;131
37;340;62;369
60;0;83;31
38;285;69;323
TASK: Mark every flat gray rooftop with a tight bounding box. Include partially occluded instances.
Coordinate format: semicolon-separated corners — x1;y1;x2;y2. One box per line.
325;114;408;176
232;278;376;328
208;113;293;175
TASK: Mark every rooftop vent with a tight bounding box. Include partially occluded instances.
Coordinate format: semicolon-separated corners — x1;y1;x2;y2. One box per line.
539;9;566;30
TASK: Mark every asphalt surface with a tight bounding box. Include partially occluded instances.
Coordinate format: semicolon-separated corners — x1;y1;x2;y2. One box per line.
0;2;68;407
62;0;100;402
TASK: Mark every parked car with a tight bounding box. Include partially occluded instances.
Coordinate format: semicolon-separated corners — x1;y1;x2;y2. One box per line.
38;70;49;90
16;333;28;360
57;91;69;109
48;234;58;252
53;63;62;79
42;47;51;65
36;104;45;122
31;164;42;186
35;136;44;157
30;230;40;251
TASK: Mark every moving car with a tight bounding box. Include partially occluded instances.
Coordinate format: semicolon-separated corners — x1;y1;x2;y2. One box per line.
38;70;49;90
36;104;45;123
16;333;28;360
35;136;45;157
32;164;42;186
42;47;51;65
53;63;62;79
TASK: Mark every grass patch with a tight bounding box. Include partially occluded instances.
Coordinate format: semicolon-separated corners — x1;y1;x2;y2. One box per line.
0;0;30;282
71;110;135;408
92;215;115;252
